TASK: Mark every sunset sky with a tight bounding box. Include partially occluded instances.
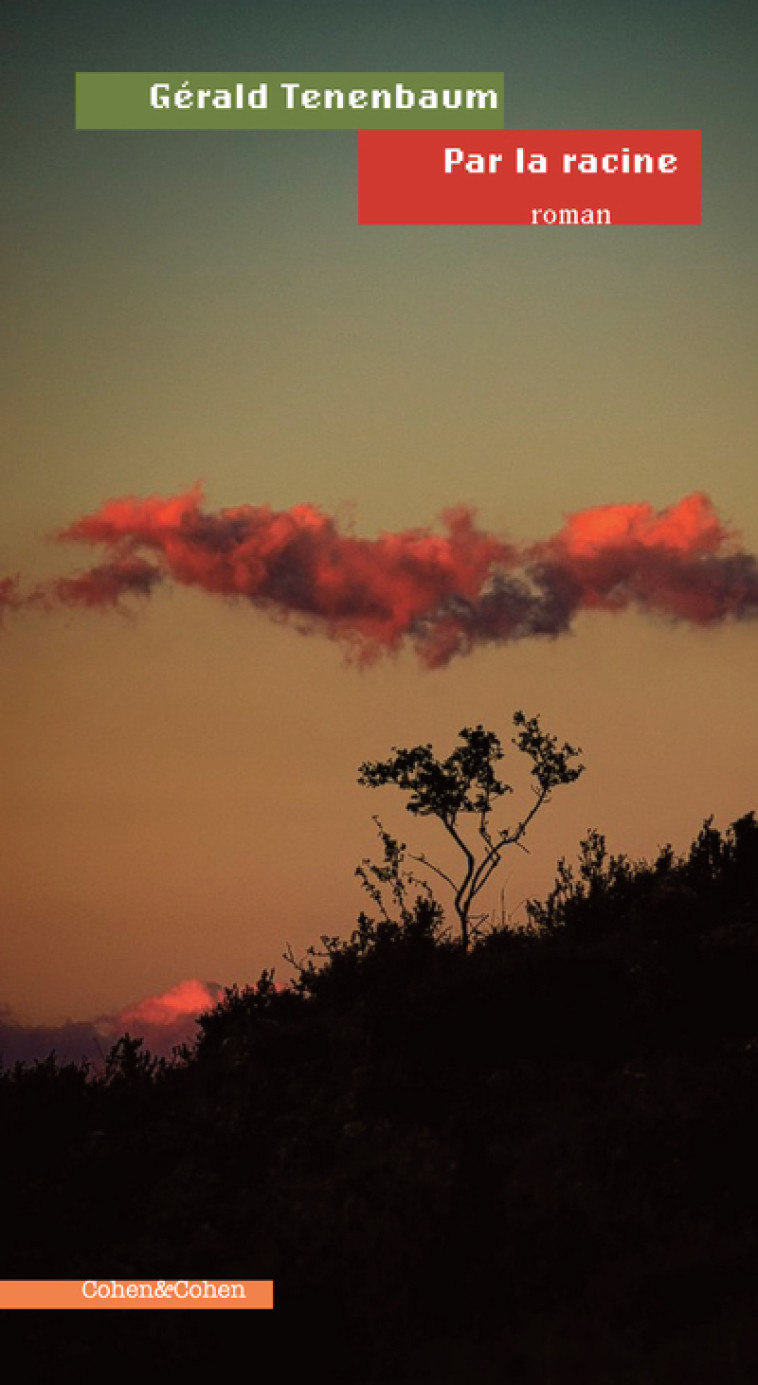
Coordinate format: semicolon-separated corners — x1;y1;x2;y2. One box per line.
1;0;756;1043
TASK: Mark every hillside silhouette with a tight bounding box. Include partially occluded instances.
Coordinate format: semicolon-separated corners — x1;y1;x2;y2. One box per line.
2;810;758;1380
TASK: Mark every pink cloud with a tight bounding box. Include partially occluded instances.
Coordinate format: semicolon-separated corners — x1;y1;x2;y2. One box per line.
0;979;224;1071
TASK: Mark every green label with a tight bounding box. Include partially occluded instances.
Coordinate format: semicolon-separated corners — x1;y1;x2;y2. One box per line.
75;72;505;130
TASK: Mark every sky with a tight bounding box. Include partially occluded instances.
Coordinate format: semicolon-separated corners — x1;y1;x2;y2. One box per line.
1;0;756;1046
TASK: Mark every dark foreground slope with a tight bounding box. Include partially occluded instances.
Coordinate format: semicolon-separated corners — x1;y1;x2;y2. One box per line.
2;814;758;1381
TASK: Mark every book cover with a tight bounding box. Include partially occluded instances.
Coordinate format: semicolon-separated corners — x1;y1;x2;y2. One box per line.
1;1;756;1377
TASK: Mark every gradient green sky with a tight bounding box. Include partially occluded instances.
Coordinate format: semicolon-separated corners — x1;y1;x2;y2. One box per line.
1;0;756;1025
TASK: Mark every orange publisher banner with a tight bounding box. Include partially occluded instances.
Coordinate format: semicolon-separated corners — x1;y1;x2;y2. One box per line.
359;128;701;225
0;1280;274;1310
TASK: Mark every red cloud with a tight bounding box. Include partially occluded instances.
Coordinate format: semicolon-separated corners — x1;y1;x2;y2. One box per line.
4;488;757;662
53;556;162;609
58;487;515;657
530;492;757;627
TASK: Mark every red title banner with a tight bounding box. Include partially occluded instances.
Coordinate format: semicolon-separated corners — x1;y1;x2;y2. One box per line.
359;129;701;226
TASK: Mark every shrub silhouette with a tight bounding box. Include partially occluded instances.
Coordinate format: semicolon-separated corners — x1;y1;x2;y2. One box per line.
3;808;758;1381
527;811;758;947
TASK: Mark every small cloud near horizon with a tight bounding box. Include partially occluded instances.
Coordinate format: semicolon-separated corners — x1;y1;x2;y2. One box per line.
0;978;225;1071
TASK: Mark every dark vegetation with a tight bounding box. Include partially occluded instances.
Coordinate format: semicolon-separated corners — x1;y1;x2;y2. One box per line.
3;753;758;1376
